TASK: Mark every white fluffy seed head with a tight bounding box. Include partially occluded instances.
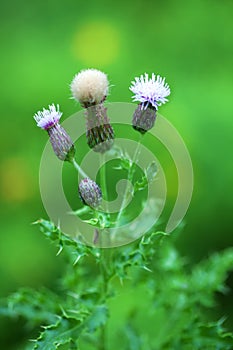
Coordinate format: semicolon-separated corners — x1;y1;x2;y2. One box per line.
70;69;109;106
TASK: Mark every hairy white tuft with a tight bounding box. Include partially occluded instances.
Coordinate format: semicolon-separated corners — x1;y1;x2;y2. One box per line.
70;69;109;106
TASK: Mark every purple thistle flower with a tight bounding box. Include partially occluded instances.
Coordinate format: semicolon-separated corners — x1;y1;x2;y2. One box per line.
78;178;102;208
129;73;170;110
33;104;75;161
34;104;62;130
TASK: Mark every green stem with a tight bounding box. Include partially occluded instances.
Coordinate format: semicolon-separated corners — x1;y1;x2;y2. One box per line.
72;206;90;216
99;249;109;350
71;158;89;178
115;134;143;227
99;153;112;248
99;153;108;202
99;325;106;350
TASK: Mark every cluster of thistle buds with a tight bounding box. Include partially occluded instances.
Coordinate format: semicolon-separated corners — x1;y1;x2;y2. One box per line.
33;69;170;209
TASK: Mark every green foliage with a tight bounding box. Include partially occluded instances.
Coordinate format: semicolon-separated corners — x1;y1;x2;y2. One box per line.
0;220;233;349
134;161;158;193
111;146;133;172
0;288;59;326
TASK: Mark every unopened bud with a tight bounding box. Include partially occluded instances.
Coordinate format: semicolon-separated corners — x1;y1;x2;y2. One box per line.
78;178;102;208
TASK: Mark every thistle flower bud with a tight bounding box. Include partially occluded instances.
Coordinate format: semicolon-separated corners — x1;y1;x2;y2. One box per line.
70;68;114;152
70;69;109;107
47;124;75;161
78;178;102;208
34;104;75;161
85;104;114;153
129;73;170;134
132;104;156;134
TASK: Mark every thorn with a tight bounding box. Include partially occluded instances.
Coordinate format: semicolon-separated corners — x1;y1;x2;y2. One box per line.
67;291;80;299
67;309;81;314
73;255;81;266
142;265;152;272
59;304;68;318
31;219;41;225
56;245;63;256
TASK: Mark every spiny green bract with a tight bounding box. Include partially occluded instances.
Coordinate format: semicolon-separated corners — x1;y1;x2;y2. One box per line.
0;219;233;349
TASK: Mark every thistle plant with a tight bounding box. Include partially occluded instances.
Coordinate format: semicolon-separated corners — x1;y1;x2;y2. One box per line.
1;69;233;350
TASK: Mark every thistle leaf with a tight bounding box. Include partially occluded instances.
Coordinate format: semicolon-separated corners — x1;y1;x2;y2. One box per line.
34;316;83;350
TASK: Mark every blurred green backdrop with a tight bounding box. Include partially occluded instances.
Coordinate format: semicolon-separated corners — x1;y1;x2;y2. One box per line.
0;0;233;348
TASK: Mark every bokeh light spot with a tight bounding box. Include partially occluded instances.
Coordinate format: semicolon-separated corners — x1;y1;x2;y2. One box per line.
0;157;33;203
72;21;120;66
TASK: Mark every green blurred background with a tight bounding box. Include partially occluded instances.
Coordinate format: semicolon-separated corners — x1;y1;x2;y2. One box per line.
0;0;233;347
